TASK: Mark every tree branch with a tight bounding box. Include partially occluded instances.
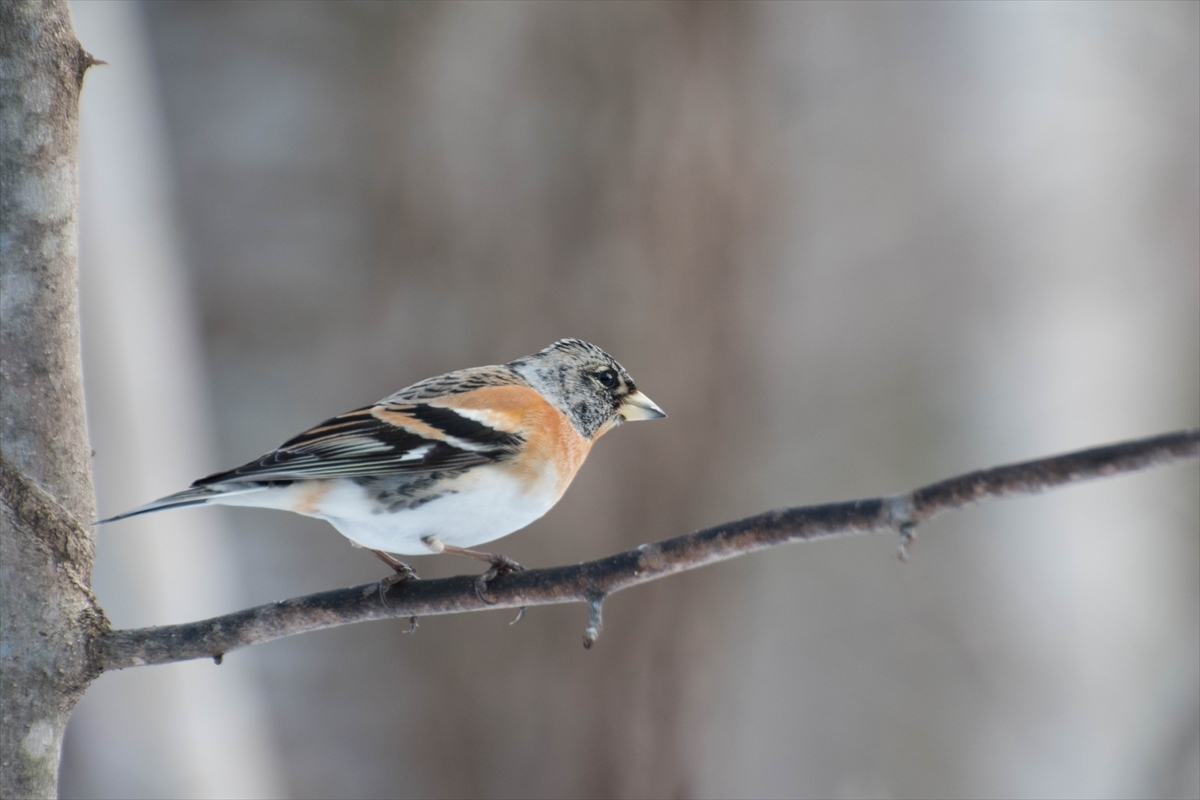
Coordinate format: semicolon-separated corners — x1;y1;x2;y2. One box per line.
96;429;1199;669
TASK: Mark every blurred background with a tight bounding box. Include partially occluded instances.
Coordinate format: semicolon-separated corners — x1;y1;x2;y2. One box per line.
61;1;1198;798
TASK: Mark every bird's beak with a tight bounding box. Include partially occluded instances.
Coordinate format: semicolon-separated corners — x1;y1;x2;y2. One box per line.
618;390;666;421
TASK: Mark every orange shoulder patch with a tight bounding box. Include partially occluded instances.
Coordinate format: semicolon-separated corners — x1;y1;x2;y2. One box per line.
378;385;594;498
425;385;542;433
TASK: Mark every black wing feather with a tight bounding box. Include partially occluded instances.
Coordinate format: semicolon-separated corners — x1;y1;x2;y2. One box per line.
193;405;521;486
404;404;522;448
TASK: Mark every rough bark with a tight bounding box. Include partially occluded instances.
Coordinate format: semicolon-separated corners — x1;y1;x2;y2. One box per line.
0;1;105;797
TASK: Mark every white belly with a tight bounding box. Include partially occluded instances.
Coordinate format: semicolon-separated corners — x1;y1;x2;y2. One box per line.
216;467;559;555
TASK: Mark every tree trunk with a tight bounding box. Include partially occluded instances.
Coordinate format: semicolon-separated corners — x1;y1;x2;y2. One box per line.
0;1;105;797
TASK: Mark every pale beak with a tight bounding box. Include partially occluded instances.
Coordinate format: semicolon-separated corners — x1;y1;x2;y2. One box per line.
618;390;666;421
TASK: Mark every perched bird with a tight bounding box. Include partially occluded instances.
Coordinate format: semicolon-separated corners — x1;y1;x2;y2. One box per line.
97;339;665;581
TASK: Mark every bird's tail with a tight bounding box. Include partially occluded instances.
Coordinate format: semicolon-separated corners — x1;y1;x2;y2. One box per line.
94;484;263;525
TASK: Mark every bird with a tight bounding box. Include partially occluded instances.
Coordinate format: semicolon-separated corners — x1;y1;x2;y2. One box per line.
96;339;666;583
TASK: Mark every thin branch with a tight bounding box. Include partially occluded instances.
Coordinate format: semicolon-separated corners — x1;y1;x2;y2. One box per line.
95;429;1199;669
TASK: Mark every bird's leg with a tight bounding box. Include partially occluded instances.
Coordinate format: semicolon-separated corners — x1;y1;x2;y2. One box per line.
421;536;524;605
369;548;419;583
440;543;524;574
351;544;418;614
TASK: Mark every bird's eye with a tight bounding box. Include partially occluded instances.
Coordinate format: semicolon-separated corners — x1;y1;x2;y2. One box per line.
595;370;617;389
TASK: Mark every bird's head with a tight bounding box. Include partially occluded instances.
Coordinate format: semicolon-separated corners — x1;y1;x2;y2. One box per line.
509;339;665;439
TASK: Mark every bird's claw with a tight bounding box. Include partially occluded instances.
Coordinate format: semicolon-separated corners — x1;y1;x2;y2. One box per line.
895;522;916;562
378;563;418;608
382;563;419;586
473;555;523;604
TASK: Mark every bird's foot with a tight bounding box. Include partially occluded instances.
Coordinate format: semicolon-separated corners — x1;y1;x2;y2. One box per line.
365;548;418;610
473;554;524;605
421;537;525;610
369;548;420;584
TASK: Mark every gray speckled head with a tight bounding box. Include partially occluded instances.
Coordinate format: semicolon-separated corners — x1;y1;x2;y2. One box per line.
509;339;650;438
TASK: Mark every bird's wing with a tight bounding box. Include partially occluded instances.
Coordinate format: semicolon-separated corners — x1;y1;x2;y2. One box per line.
193;399;525;485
